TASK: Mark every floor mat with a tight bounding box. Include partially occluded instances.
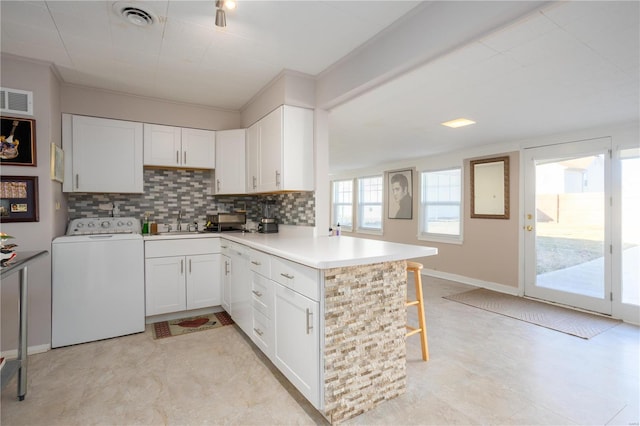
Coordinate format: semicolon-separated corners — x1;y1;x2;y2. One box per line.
444;288;621;339
152;311;234;339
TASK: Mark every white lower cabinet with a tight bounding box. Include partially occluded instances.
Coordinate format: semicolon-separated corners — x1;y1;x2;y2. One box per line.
223;242;252;335
145;239;221;316
273;282;320;407
220;253;231;313
225;241;321;409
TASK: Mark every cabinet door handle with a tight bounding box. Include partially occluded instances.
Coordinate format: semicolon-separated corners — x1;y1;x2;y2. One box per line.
189;259;192;274
251;260;261;266
221;245;228;249
306;308;313;335
216;179;221;192
253;328;264;337
275;170;281;187
176;150;180;164
75;174;79;189
280;272;294;280
252;176;257;189
184;151;187;164
181;259;184;274
252;290;262;297
224;260;230;275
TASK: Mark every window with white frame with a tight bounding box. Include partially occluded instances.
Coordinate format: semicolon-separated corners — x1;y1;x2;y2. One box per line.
331;179;353;230
357;175;383;232
420;168;462;240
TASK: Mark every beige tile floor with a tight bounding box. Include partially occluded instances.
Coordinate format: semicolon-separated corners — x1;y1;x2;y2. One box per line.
2;277;639;425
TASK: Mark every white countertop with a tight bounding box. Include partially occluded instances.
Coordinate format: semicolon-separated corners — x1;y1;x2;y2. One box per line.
227;234;437;269
144;231;437;269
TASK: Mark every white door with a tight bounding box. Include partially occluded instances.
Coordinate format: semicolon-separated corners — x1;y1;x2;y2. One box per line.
143;123;182;167
221;254;231;313
273;283;319;406
181;128;215;169
71;116;143;193
246;122;259;193
215;129;246;194
257;106;283;192
186;254;221;309
524;138;612;314
614;145;640;323
145;256;186;315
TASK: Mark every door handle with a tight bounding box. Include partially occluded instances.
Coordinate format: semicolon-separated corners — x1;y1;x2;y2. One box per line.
176;150;180;164
181;259;184;274
252;290;262;297
216;179;221;192
189;258;192;274
280;273;294;280
525;225;534;231
306;308;313;335
184;151;187;164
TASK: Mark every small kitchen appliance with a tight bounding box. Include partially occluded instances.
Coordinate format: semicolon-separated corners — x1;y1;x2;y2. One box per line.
205;212;246;232
258;200;278;233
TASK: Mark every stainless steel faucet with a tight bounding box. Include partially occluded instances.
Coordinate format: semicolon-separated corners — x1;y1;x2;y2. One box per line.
177;209;182;231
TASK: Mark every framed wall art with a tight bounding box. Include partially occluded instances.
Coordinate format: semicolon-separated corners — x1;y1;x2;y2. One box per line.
0;176;39;222
470;156;510;219
1;116;37;166
388;168;413;219
50;143;64;183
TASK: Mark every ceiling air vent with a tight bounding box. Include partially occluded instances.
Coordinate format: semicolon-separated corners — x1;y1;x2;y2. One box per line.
113;2;157;27
0;87;33;116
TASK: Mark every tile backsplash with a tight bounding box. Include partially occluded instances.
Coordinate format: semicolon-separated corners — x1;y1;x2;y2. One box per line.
67;169;316;227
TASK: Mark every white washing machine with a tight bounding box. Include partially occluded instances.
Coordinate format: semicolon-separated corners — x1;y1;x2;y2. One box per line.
52;217;145;348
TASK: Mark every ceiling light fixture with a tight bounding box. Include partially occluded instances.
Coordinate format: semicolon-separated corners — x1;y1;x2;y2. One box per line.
441;118;476;128
215;0;227;27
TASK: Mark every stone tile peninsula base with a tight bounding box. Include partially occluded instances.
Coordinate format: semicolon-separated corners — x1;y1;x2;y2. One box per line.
323;260;407;423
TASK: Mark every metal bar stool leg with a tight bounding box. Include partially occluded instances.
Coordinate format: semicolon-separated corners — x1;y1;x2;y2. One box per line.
406;261;429;361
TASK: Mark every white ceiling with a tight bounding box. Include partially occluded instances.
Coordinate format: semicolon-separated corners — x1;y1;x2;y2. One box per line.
1;1;638;174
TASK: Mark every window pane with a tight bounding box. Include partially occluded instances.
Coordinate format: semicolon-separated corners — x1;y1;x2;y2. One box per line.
421;169;461;237
358;176;383;230
332;180;353;228
621;148;640;305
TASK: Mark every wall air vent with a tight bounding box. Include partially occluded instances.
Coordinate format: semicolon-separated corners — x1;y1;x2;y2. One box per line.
0;87;33;116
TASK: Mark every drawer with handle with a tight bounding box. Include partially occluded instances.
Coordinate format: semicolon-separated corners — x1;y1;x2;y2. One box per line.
251;272;274;319
248;248;271;277
270;256;319;301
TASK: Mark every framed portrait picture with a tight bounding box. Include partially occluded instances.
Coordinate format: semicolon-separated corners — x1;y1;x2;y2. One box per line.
0;176;39;223
1;116;37;166
388;169;413;219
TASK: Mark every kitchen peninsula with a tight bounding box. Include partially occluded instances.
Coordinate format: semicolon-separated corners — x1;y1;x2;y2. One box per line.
145;231;437;423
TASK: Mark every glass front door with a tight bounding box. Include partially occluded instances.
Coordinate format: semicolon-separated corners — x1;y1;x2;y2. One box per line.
524;138;612;314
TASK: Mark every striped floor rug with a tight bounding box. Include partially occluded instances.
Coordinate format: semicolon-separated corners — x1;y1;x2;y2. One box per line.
444;288;622;339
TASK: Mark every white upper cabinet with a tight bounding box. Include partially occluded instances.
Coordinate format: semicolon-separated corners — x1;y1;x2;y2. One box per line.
181;127;216;169
246;105;314;193
214;129;246;195
144;123;215;169
62;114;144;193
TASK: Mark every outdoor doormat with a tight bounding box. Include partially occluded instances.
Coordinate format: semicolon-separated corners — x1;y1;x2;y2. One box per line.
444;288;622;339
152;311;234;339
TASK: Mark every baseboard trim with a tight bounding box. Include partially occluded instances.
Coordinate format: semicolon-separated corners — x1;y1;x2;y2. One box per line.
422;268;520;296
1;343;50;359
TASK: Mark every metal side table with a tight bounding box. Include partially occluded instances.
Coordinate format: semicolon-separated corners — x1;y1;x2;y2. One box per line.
1;250;48;400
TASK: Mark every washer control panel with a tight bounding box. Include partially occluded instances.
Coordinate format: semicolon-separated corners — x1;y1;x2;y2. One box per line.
66;217;140;235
